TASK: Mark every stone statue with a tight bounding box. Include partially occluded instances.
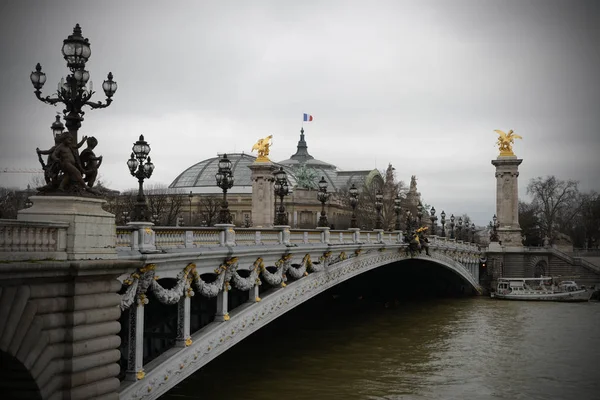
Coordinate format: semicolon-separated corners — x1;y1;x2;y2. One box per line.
36;132;100;195
251;135;273;162
79;136;103;188
410;175;417;191
295;165;318;189
494;129;522;157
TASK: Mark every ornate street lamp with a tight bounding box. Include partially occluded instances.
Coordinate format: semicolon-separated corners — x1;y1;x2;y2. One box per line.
450;214;455;239
440;210;446;237
188;191;193;226
30;24;117;144
429;206;437;236
127;135;154;221
349;183;359;229
122;211;130;225
417;201;423;226
215;154;234;224
244;214;251;228
457;217;463;240
394;194;402;231
490;214;499;242
374;190;384;230
317;176;330;227
25;198;33;208
471;222;476;243
151;214;159;225
274;167;289;225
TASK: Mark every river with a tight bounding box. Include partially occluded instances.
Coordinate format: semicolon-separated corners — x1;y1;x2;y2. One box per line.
163;292;600;400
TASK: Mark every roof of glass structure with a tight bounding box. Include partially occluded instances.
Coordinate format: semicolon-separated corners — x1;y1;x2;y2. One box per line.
169;153;298;193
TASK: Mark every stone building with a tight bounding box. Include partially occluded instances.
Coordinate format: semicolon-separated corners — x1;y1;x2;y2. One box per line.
168;128;383;228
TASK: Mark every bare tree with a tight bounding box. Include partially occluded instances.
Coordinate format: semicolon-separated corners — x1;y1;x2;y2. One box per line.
146;185;185;226
196;196;221;226
527;176;581;242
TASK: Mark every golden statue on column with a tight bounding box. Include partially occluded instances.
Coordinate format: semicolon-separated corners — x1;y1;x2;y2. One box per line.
252;135;273;162
494;129;522;157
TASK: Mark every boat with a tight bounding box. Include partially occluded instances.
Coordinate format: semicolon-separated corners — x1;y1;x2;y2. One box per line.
491;276;592;302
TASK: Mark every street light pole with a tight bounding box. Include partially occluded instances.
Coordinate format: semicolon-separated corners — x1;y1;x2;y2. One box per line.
374;190;383;230
274;167;289;225
440;210;446;237
215;154;234;224
394;194;402;231
349;183;359;229
317;176;330;227
29;24;117;144
188;191;193;226
127;135;154;221
450;214;455;239
429;206;437;235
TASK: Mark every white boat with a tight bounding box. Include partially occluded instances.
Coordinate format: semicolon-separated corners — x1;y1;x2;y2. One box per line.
491;276;592;302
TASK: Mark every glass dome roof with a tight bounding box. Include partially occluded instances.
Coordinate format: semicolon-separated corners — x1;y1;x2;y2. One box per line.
169;153;298;194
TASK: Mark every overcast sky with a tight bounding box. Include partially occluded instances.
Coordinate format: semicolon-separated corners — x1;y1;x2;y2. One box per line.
1;0;599;226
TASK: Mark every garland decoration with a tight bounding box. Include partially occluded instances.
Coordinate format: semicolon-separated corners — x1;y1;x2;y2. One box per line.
230;257;261;291
287;254;310;278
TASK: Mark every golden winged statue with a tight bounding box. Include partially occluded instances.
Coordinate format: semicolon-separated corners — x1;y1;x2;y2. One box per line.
251;135;273;162
494;129;522;156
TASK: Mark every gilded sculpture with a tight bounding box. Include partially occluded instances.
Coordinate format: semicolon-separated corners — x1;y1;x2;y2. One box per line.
494;129;522;157
251;135;273;162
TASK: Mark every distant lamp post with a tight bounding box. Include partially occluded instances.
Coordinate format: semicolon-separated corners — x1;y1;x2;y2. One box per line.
429;206;437;236
151;214;159;225
244;214;251;228
416;201;423;226
457;217;463;240
374;190;384;230
30;24;117;143
122;211;130;225
215;154;234;224
127;135;154;221
440;210;446;237
188;191;193;226
450;214;455;239
25;198;33;208
274;167;289;225
394;194;402;231
490;214;499;242
317;176;330;227
349;183;359;229
471;222;476;243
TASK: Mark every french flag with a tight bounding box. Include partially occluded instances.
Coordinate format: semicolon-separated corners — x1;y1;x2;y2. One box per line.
303;113;313;122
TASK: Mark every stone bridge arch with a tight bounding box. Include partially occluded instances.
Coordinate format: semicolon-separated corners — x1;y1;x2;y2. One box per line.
119;248;481;400
529;255;549;277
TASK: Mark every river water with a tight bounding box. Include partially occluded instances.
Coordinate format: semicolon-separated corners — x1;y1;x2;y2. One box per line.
164;293;600;400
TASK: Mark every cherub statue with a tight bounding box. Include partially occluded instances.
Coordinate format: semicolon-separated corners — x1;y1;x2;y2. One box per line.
494;129;522;156
251;135;273;162
36;134;86;185
79;136;103;188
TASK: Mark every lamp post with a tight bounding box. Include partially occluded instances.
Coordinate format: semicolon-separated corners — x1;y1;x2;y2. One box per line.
215;154;234;224
417;201;423;227
25;198;33;208
244;214;251;228
317;176;330;227
440;210;446;237
450;214;455;239
457;217;463;240
429;206;437;236
188;191;193;226
471;222;476;243
394;194;402;231
151;214;159;225
274;167;289;225
30;24;117;144
127;135;154;221
490;214;499;242
349;183;359;229
374;190;384;230
122;211;130;225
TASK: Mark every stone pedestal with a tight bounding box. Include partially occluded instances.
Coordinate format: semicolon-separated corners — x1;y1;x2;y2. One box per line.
127;221;157;253
17;196;117;260
248;161;277;228
491;156;523;247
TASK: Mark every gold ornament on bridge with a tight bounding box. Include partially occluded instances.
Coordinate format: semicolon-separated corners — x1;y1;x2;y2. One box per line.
494;129;522;157
251;135;273;162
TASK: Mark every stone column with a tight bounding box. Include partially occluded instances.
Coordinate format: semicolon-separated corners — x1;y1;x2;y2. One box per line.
215;289;229;322
491;156;523;247
248;161;277;228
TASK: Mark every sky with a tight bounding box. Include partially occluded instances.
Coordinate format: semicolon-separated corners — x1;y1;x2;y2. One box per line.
0;0;599;226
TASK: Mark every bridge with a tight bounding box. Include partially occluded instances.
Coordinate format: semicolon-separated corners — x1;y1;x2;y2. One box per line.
0;210;482;400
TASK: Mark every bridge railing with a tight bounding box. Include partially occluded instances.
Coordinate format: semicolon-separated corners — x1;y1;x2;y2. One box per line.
0;219;69;260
